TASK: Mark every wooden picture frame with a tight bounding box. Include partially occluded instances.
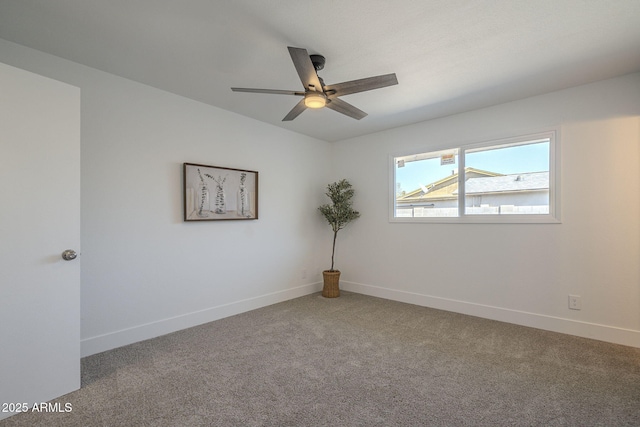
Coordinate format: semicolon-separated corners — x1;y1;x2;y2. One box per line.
183;162;258;221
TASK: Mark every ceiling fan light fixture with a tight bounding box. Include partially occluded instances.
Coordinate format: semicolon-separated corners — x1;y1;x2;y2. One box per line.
304;92;326;109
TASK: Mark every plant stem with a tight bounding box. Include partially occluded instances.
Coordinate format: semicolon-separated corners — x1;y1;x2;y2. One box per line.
331;229;338;271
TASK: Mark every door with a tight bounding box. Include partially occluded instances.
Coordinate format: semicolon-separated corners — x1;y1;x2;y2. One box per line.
0;62;80;420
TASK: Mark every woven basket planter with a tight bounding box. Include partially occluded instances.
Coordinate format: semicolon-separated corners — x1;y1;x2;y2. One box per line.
322;270;341;298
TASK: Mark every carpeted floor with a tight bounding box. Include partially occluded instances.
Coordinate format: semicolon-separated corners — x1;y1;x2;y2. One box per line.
2;291;640;426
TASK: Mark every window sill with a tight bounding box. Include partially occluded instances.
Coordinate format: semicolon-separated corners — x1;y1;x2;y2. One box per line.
389;214;561;224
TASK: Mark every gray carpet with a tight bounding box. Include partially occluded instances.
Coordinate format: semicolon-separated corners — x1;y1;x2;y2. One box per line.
2;291;640;426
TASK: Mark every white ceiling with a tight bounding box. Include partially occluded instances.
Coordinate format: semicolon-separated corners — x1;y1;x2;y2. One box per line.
1;1;639;142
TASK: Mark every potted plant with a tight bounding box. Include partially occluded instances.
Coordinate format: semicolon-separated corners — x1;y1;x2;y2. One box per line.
318;179;360;298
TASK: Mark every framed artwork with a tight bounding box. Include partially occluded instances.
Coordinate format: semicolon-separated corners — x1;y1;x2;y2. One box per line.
183;162;258;221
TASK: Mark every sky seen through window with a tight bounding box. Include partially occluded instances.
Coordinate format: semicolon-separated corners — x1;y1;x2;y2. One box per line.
396;141;549;194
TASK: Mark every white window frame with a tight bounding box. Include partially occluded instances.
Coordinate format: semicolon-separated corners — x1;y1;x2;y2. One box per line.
389;129;561;224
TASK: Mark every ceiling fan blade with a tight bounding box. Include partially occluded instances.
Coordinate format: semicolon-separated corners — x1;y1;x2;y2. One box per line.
231;88;304;96
282;98;307;121
325;97;367;120
288;46;324;92
324;73;398;97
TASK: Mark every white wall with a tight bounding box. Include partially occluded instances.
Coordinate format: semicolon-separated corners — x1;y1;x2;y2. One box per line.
332;73;640;347
0;39;332;356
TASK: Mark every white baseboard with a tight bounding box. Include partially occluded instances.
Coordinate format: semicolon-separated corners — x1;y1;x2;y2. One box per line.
82;279;639;357
341;280;640;349
81;282;323;357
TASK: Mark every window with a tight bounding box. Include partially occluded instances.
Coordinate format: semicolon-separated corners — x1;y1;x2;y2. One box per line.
391;131;559;223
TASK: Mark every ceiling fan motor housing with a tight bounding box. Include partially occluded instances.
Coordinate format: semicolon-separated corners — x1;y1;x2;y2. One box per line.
310;54;325;71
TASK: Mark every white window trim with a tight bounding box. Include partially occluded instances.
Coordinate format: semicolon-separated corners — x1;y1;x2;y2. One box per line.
389;129;561;224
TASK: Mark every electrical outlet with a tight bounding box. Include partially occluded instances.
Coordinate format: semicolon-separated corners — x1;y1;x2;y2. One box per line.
568;295;581;310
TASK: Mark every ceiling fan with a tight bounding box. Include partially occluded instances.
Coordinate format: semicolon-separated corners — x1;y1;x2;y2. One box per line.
231;46;398;121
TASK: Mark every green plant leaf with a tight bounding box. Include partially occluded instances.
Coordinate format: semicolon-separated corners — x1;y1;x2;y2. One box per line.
318;179;360;270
